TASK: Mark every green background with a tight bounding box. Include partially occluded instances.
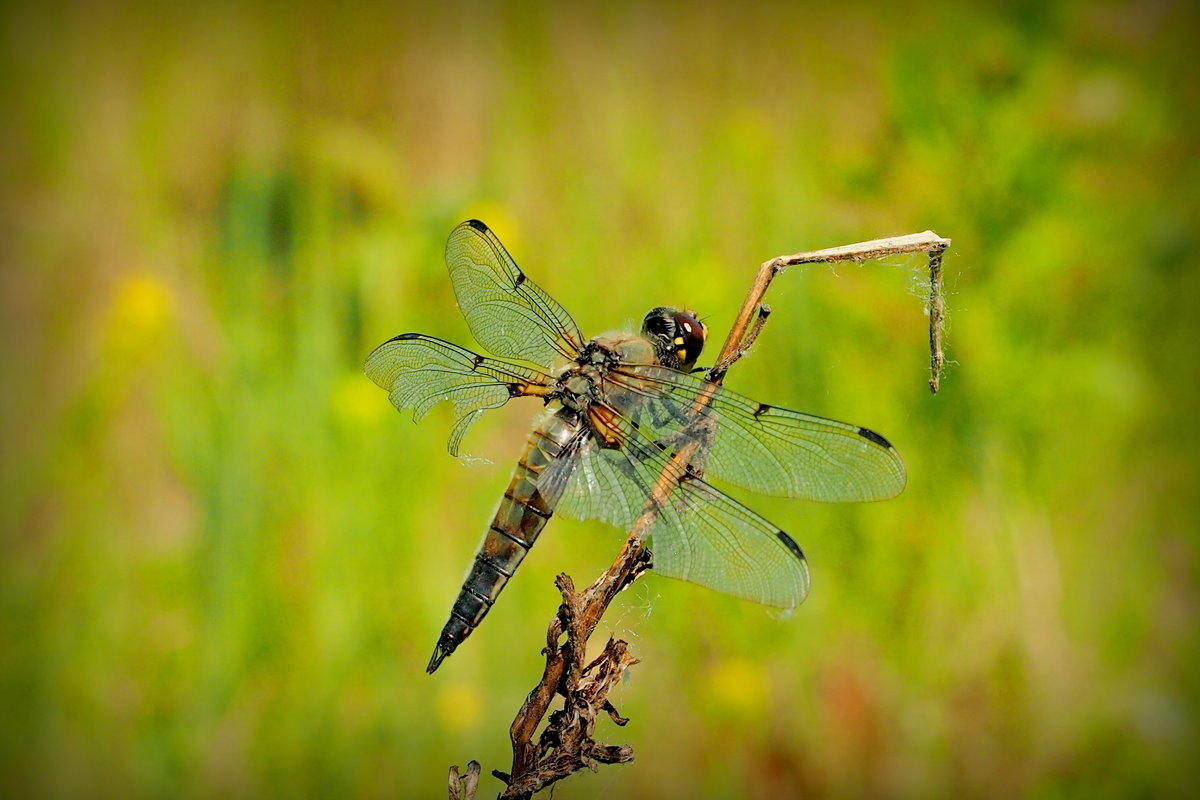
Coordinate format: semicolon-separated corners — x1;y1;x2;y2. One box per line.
2;0;1197;797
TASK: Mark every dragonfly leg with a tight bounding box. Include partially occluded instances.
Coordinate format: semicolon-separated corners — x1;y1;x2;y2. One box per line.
706;304;771;382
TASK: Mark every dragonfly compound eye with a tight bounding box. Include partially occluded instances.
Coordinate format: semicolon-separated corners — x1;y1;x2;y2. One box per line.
672;310;706;369
641;307;706;370
641;307;673;340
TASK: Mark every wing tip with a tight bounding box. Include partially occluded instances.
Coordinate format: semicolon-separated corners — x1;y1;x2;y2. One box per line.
776;529;812;608
855;425;909;501
365;332;419;356
856;426;893;450
464;218;489;232
776;529;806;562
363;333;421;383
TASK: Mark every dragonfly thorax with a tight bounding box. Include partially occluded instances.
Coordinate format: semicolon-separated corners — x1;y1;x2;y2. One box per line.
555;341;618;411
556;371;598;411
573;340;621;369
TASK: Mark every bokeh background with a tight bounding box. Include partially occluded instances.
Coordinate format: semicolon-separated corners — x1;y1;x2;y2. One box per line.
2;0;1198;797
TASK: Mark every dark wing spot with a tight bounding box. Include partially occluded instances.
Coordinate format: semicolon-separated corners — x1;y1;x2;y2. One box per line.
473;354;485;366
513;271;526;286
392;332;422;342
506;384;523;397
466;219;489;232
776;530;806;561
651;439;668;451
753;403;772;418
857;427;893;449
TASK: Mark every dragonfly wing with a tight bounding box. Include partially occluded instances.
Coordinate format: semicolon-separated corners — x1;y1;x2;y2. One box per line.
533;419;592;509
556;436;653;530
605;365;906;501
445;220;585;367
364;333;551;456
557;414;810;610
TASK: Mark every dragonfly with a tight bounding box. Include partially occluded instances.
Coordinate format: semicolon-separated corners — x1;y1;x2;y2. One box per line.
365;220;906;673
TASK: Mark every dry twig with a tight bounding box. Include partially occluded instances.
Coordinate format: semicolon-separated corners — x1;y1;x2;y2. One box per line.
447;760;480;800
457;229;951;799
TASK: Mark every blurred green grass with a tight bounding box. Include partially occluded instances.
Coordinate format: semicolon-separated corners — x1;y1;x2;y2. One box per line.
2;0;1198;797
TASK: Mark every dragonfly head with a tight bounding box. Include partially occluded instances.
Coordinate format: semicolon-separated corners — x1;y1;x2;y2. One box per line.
641;307;706;371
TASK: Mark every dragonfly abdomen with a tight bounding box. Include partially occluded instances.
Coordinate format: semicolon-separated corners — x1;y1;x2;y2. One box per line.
427;410;583;673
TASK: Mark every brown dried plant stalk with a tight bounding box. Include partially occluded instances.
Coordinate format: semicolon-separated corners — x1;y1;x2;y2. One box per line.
448;230;951;800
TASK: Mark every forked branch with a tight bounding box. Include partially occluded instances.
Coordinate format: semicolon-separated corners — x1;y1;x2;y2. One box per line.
709;230;951;388
450;228;952;799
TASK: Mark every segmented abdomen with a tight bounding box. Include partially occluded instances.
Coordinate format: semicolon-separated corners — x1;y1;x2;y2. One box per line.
426;409;582;673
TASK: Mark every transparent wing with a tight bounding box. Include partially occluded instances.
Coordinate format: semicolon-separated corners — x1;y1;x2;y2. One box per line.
364;333;551;456
555;435;647;531
603;365;906;502
558;411;810;611
445;219;585;367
